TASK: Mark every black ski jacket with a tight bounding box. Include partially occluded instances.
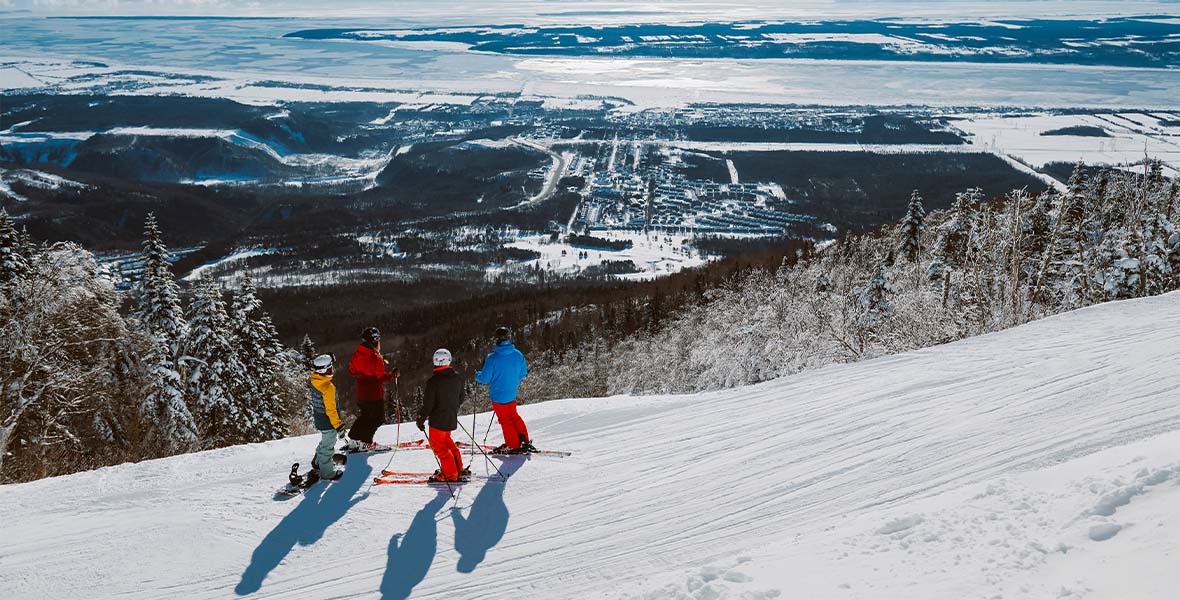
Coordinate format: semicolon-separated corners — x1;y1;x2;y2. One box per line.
419;367;464;431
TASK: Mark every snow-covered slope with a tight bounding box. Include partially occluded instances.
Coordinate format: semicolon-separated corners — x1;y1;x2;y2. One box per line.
4;293;1180;599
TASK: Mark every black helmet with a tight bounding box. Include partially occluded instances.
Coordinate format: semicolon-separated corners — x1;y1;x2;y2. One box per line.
494;326;510;342
362;326;381;344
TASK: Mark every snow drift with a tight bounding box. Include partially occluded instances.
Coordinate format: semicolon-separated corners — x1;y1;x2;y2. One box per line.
3;292;1179;599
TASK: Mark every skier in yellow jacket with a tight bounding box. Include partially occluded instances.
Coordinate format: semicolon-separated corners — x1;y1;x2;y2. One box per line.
310;353;346;482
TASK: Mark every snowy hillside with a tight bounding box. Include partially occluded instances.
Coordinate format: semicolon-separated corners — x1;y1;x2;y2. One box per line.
3;293;1180;599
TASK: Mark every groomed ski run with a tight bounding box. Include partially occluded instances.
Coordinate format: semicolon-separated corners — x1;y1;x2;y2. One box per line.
1;292;1179;599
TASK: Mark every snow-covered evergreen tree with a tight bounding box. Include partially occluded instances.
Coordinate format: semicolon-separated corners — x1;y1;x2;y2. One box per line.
897;190;926;263
183;279;249;447
934;188;980;271
135;214;188;354
1040;164;1097;305
228;272;288;441
137;336;200;450
17;226;34;261
130;214;196;450
856;264;895;331
0;210;29;292
300;335;317;367
1020;191;1053;273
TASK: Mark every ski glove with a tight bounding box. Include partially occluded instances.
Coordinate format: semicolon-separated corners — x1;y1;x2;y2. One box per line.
415;416;426;431
336;425;347;436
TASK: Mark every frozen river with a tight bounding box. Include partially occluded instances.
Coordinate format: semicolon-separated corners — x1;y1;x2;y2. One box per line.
3;13;1180;109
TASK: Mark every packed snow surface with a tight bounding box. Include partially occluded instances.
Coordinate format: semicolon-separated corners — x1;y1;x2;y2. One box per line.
3;293;1180;599
956;112;1180;177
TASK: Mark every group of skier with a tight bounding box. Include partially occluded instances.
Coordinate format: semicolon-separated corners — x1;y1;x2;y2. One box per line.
305;326;533;485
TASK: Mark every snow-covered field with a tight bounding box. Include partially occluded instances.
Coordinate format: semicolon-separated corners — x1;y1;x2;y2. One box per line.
498;231;709;280
0;166;89;202
2;291;1179;599
956;112;1180;177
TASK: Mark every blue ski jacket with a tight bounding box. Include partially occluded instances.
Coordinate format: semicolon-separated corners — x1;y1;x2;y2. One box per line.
475;341;529;404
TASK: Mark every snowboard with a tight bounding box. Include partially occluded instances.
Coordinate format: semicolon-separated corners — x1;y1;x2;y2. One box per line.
274;454;347;499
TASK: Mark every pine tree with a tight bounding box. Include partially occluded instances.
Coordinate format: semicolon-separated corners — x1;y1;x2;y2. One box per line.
229;272;288;441
183;279;249;447
17;226;33;260
857;266;894;325
1021;191;1053;269
934;188;980;270
135;214;187;357
0;210;29;292
131;214;196;449
300;335;317;367
897;190;926;263
1043;165;1096;305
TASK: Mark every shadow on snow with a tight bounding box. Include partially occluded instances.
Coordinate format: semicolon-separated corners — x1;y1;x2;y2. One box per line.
453;456;525;573
380;489;451;600
235;461;373;595
381;454;526;598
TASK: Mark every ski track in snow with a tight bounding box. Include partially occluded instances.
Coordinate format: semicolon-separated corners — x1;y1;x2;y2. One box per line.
3;293;1180;599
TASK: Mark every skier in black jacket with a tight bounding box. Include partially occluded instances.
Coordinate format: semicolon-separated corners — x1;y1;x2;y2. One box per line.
416;348;467;482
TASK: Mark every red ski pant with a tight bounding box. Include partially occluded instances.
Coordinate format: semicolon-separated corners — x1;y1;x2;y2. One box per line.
492;401;529;448
429;427;463;480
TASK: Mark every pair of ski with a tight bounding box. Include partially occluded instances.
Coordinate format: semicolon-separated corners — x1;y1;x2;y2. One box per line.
344;438;572;458
372;470;500;486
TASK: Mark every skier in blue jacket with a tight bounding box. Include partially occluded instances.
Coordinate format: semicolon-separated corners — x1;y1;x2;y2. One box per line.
475;326;536;454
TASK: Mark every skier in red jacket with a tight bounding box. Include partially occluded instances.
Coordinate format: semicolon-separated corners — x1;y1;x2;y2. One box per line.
346;326;398;451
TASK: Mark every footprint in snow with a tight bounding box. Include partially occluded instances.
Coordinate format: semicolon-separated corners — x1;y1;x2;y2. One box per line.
877;514;924;536
1087;522;1123;542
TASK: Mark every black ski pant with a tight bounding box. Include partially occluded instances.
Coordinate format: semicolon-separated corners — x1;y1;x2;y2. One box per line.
349;400;385;443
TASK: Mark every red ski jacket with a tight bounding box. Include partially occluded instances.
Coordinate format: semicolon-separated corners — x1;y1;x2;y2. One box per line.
349;344;394;401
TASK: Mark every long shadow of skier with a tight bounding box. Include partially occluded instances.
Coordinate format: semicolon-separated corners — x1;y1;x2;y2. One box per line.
235;462;373;595
380;489;451;600
452;456;525;573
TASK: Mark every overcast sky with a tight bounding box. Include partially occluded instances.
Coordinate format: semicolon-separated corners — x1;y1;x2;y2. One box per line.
1;0;1176;18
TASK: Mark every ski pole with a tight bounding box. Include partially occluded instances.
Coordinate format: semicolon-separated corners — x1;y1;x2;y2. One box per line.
458;421;508;482
482;413;497;446
373;378;402;492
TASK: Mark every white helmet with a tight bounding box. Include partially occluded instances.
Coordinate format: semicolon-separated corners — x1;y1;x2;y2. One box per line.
432;348;453;367
312;353;335;374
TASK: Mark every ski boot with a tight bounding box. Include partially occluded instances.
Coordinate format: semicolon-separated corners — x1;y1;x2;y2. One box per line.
303;469;321;488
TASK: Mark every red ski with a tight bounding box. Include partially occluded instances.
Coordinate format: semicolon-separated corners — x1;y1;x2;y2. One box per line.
393;440;572;458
